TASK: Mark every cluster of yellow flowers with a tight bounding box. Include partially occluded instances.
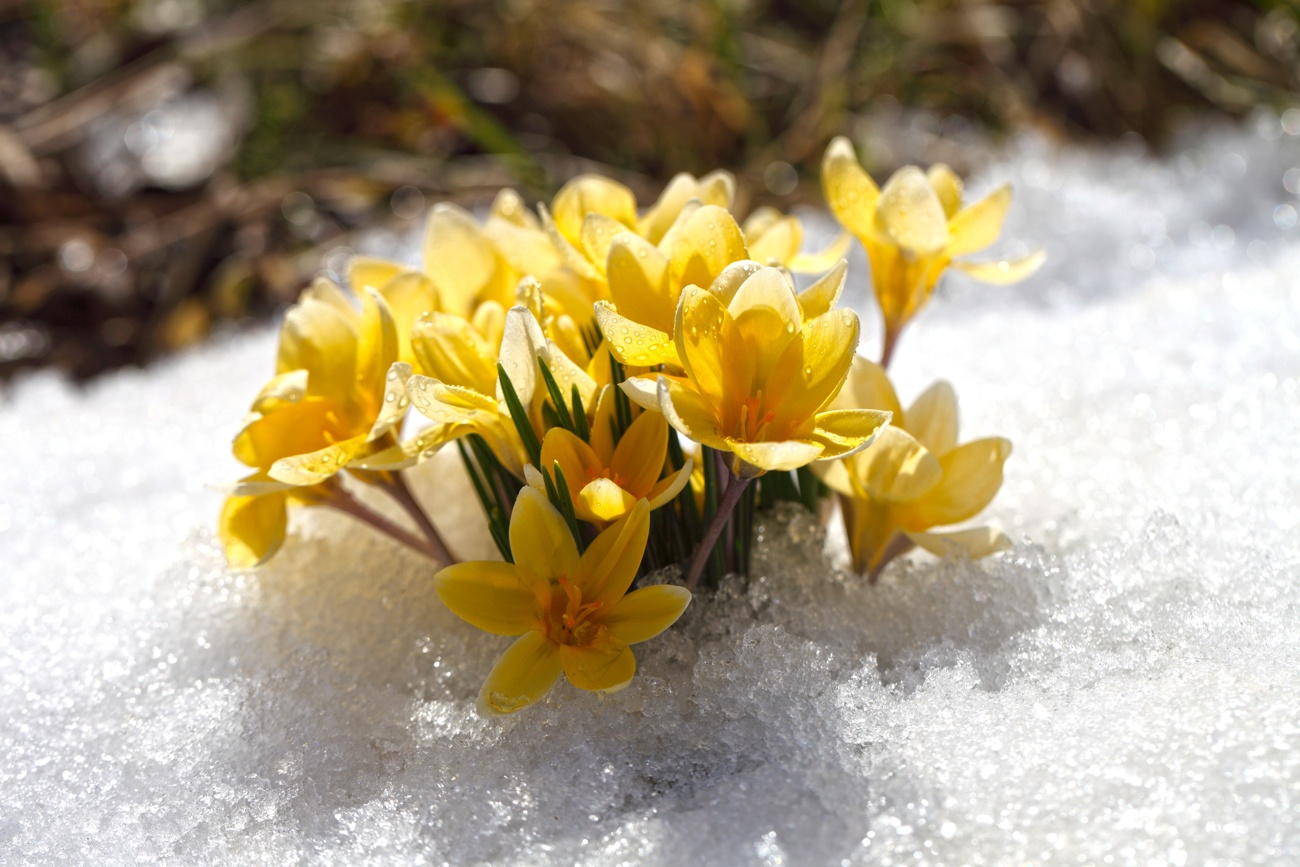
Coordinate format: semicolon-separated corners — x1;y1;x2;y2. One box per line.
221;138;1040;714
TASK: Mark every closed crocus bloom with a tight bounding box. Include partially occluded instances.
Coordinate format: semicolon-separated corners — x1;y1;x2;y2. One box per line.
822;137;1044;366
435;491;691;715
528;388;693;528
407;301;597;477
817;356;1012;579
622;266;891;477
221;281;415;566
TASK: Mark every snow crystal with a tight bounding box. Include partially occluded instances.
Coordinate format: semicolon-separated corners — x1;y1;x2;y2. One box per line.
3;117;1299;865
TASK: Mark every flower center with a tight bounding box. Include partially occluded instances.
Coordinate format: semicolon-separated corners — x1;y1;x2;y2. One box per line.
735;392;777;442
555;576;605;646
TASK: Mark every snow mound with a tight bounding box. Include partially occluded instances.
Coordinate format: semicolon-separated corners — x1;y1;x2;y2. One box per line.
2;118;1299;865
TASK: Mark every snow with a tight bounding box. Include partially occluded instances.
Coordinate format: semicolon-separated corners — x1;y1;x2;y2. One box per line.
2;117;1299;866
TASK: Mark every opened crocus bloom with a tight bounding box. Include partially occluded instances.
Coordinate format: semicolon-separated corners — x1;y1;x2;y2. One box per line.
220;280;418;566
435;490;691;715
622;266;890;477
528;388;693;527
817;356;1012;579
822;136;1044;365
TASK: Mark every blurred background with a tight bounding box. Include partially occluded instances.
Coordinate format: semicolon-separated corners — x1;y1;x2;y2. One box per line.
1;0;1296;382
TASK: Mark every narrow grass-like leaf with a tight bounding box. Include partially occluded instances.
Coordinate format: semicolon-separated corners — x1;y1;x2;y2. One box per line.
497;362;542;469
571;384;589;442
797;465;822;514
538;359;575;432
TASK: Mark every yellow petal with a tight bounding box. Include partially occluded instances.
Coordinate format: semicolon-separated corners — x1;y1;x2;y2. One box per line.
232;397;349;468
587;386;618;463
541;427;603;500
821;136;879;234
496;305;547;407
904;380;959;456
908;437;1011;526
407;377;497;425
250;370;308;415
668;205;748;293
726;438;823;472
619;374;661;412
351;423;459;470
219;491;287;569
610;409;669;496
727;269;804;387
277;292;358;397
675;284;746;411
606;234;674;334
576;499;650;605
550;175;637;246
509;487;581;583
745;211;802;267
478;631;563;715
639;173;699;245
947;184;1010;257
906;526;1011;561
577;477;638;524
268;435;366;485
559;633;635;692
789;232;852;274
411;312;498;394
376;271;439;364
646;460;693;509
851;426;942;502
488;188;540;229
741;206;782;239
348;256;407;294
696;170;736;209
435;561;541;636
926;164;964;219
795;259;847;320
954;250;1046;285
656;375;728;450
810;408;892;459
602;584;691;645
594;302;679;368
355;287;400;408
538;203;602;282
767;307;860;429
831;355;902;420
367;361;413;441
875;166;950;255
580;213;631;276
707;260;765;307
422;203;503;317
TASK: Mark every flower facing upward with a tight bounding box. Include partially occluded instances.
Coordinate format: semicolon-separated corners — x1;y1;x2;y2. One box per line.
528;388;694;527
817;356;1012;578
621;266;891;477
822;136;1044;362
435;490;691;715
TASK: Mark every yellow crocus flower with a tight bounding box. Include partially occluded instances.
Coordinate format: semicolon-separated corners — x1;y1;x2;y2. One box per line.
220;280;416;566
527;388;693;528
818;356;1012;579
821;136;1044;366
593;203;854;370
435;491;691;715
407;300;597;477
622;266;891;478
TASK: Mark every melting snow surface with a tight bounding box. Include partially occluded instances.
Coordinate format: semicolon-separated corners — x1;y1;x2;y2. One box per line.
3;119;1299;865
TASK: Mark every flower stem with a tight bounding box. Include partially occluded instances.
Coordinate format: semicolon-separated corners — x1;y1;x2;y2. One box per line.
379;471;457;565
685;470;752;590
320;483;441;561
880;319;906;370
